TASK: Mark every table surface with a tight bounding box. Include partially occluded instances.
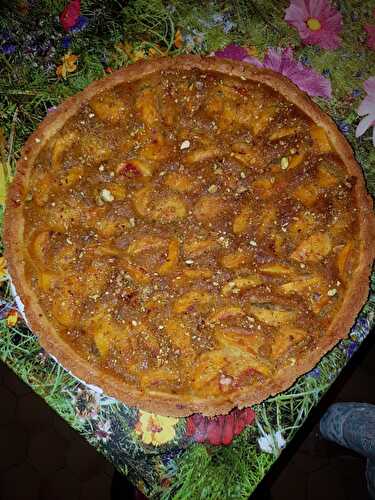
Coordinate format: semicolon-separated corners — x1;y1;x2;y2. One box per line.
0;1;374;498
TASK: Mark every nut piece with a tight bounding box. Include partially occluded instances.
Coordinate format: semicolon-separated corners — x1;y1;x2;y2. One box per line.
100;189;114;203
180;140;190;150
280;157;289;170
208;184;218;193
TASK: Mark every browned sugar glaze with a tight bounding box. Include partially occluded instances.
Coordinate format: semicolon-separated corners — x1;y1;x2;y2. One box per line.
24;68;359;398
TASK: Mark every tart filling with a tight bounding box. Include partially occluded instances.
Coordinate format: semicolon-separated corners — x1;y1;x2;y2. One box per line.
5;56;375;416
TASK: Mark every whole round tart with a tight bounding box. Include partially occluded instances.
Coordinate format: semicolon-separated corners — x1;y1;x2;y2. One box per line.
5;56;375;417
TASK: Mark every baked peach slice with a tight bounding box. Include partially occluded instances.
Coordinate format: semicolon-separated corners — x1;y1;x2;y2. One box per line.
288;212;318;241
233;205;252;234
279;276;322;294
132;185;152;217
88;314;132;358
92;328;111;358
230;144;263;168
288;151;306;169
221;251;249;269
221;275;263;296
29;230;51;263
182;268;213;279
82;260;112;297
51;131;76;167
51;244;77;271
317;164;339;188
51;297;77;328
135;88;159;127
164;172;195;193
250;103;279;136
139;367;180;390
37;271;59;292
232;142;257;154
269;126;300;141
90;91;126;124
81;135;111;164
183;237;218;258
271;327;307;359
336;241;354;280
139;132;172;162
31;172;52;207
51;280;82;328
278;275;332;314
291;232;332;262
59;165;83;188
164;318;192;350
223;344;273;378
102;183;127;201
259;264;295;276
208;306;245;324
310;124;332;153
183;147;221;165
293;184;319;208
120;258;150;284
257;207;277;238
173;290;213;314
247;304;297;326
194;195;228;222
152;195;187;223
192;351;227;395
127;235;166;256
329;212;352;238
172;268;213;287
216;328;266;361
158;239;179;275
116;159;155;178
251;177;274;199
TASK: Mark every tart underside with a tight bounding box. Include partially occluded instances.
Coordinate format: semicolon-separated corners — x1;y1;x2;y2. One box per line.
4;56;375;417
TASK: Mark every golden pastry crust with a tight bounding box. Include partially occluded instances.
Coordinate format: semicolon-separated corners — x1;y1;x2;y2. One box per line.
4;55;375;417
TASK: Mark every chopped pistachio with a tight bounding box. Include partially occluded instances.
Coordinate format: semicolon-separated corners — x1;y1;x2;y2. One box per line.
281;156;289;170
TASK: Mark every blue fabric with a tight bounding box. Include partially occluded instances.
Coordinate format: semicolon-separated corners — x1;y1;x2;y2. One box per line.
320;403;375;499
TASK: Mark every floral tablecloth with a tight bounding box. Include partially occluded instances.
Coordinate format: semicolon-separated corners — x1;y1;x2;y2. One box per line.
0;1;374;498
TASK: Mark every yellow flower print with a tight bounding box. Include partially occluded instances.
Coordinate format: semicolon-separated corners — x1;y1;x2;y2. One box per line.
148;44;168;57
116;42;147;62
174;30;183;49
6;310;18;327
135;410;179;446
116;42;168;62
0;128;13;206
245;46;258;57
56;53;79;79
0;256;7;281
